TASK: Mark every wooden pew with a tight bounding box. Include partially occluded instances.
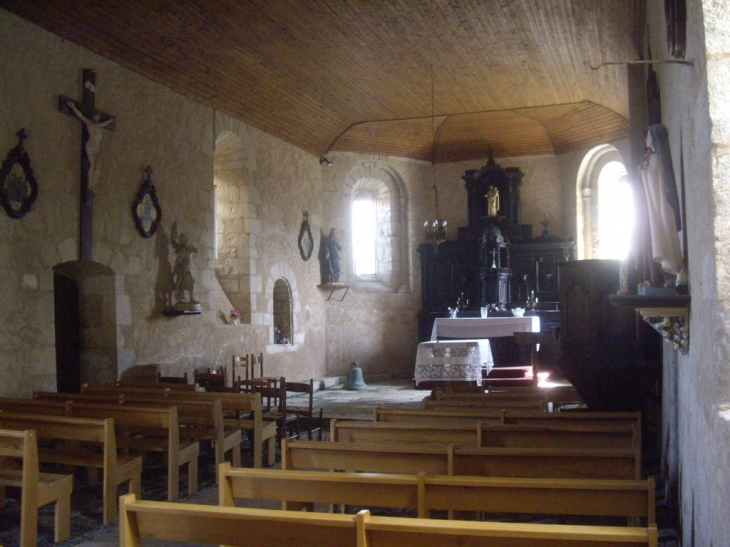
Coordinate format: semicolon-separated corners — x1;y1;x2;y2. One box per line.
423;396;547;411
0;397;199;500
80;385;274;467
116;379;197;391
219;463;417;512
282;440;450;475
373;406;641;430
418;474;655;523
283;440;641;480
435;385;585;409
330;419;481;447
0;412;141;524
66;403;199;501
332;419;639;452
0;429;73;547
217;464;656;525
38;390;242;470
119;493;658;547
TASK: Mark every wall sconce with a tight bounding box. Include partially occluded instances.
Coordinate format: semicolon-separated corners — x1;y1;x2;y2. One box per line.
320;157;333;167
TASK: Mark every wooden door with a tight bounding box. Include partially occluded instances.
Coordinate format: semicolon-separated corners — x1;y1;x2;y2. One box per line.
54;273;81;393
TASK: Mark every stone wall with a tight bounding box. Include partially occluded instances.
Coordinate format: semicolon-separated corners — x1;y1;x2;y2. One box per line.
0;9;326;396
647;0;730;544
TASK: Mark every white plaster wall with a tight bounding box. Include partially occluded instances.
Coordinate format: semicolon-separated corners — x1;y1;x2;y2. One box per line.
0;9;326;395
646;0;730;544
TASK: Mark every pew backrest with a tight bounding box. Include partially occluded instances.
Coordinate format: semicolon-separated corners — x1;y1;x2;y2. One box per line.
120;494;658;547
331;419;481;447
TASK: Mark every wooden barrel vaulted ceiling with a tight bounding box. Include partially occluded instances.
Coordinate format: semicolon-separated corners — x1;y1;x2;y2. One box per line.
0;0;644;162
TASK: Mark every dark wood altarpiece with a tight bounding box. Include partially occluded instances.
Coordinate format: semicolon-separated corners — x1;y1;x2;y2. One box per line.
418;151;574;343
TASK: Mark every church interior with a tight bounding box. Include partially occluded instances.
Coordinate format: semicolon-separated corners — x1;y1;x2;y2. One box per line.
1;1;729;545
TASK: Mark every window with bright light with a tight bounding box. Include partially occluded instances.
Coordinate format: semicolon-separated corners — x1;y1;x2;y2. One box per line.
597;161;634;260
352;191;377;276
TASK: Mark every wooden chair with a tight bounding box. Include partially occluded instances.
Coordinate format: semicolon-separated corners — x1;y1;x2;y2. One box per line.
195;367;227;390
0;429;73;547
157;371;189;384
286;379;323;440
254;378;298;447
231;355;250;384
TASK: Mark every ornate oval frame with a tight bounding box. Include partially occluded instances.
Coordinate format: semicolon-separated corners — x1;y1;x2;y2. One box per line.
0;129;38;219
298;211;314;261
132;165;162;238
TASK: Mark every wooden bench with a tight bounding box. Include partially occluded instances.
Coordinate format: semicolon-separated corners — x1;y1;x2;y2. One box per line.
218;464;656;525
332;419;639;452
0;396;199;500
67;403;199;501
0;429;73;547
80;385;274;467
41;389;242;470
424;396;547;411
331;419;481;447
284;440;641;480
283;439;451;475
374;406;641;429
0;412;141;524
435;385;585;409
116;379;197;391
119;493;658;547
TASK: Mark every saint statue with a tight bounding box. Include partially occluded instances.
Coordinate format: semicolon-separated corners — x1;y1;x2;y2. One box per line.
66;99;114;194
486;185;500;217
171;224;200;309
638;124;684;276
319;228;342;284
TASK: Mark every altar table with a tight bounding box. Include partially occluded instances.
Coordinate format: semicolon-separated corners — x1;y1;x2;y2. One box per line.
415;339;493;387
430;316;540;341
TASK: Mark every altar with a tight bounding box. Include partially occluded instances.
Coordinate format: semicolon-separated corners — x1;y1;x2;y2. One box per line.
415;339;493;387
430;316;539;341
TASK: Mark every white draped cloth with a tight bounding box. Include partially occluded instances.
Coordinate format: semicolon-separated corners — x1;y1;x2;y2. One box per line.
639;126;684;275
430;316;539;341
415;340;492;386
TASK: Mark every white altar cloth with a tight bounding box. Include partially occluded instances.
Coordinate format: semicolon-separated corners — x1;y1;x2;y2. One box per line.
414;339;493;386
430;316;540;341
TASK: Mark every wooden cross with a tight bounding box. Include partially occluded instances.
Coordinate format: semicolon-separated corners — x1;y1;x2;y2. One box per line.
58;69;116;261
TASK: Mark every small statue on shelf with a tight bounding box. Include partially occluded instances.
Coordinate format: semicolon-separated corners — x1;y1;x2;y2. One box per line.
170;223;200;311
485;185;500;218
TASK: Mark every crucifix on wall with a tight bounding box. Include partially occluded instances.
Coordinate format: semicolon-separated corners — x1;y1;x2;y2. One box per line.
58;69;116;261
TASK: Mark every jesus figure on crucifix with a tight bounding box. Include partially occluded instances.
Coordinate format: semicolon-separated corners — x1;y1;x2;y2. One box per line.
65;99;114;193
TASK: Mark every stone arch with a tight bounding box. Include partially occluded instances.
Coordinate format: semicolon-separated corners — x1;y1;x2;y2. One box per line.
214;127;257;324
264;262;302;351
342;162;410;292
575;144;626;260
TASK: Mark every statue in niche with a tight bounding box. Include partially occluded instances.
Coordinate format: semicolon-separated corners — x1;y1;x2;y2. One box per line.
171;222;200;310
319;228;342;284
486;185;500;218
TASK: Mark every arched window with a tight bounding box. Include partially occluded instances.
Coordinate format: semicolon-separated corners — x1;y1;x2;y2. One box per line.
352;191;377;277
345;164;410;293
597;161;634;260
272;278;292;345
576;145;634;260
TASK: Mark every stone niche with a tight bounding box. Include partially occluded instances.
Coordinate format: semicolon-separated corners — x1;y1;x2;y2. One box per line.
53;261;128;390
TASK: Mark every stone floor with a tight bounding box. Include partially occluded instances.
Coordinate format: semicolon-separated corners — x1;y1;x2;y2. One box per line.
0;379;679;547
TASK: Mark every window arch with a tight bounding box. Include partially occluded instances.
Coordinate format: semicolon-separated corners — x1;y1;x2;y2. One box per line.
575;145;633;260
345;163;409;293
272;278;293;345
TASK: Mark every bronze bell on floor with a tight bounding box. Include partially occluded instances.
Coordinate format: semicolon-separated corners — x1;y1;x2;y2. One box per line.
344;361;368;391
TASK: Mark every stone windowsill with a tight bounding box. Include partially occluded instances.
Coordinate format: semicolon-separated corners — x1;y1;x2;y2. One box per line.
266;343;298;354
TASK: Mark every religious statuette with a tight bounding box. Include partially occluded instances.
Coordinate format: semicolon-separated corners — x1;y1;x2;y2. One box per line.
298;210;314;261
486;185;500;217
0;129;38;219
318;228;342;285
132;165;162;238
170;222;201;312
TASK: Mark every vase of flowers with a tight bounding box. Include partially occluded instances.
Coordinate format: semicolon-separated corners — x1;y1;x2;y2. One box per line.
229;308;240;325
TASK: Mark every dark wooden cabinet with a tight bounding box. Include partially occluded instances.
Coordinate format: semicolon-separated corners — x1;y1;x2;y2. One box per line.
557;259;661;411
